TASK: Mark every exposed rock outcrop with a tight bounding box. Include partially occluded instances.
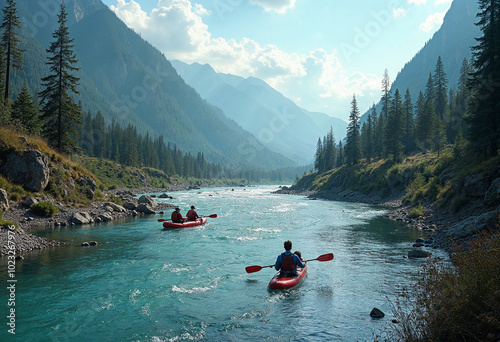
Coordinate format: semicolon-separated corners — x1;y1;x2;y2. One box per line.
0;150;49;192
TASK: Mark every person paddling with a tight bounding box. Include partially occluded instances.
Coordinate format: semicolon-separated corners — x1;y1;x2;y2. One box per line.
186;205;200;221
274;240;306;277
171;207;185;223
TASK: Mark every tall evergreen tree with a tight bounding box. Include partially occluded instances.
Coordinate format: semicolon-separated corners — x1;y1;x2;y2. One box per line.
1;0;23;102
424;73;435;104
336;141;344;167
374;110;385;157
324;126;337;171
466;0;500;157
403;89;415;154
39;1;81;153
314;137;323;172
12;85;40;134
364;104;376;163
416;93;436;152
384;89;405;162
433;56;448;120
345;95;362;165
381;69;391;118
451;58;472;139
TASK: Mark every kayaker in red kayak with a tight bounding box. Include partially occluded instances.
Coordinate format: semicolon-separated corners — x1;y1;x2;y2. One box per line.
274;240;306;277
186;205;200;221
171;207;186;223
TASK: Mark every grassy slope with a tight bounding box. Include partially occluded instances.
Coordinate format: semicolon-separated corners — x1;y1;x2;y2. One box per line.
0;127;176;207
291;147;500;212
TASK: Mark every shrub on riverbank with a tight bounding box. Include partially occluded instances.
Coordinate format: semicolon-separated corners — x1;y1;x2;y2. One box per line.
30;201;59;217
384;231;500;341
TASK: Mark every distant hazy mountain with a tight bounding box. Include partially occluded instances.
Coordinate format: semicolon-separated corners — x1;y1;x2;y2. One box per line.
171;60;347;164
365;0;480;118
10;0;296;170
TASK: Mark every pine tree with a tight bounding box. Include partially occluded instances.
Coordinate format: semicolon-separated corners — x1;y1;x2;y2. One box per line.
433;115;447;156
11;85;40;134
451;59;472;140
384;89;405;162
345;95;362;165
336;141;344;166
403;89;415;154
314;137;323;172
39;1;81;153
381;69;391;118
424;73;435;104
433;56;448;120
416;92;436;152
0;0;23;102
466;0;500;157
374;110;385;157
362;104;375;163
324;126;337;170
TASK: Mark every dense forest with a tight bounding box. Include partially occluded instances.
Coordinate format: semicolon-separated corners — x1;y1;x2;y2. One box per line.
314;51;496;172
0;0;302;184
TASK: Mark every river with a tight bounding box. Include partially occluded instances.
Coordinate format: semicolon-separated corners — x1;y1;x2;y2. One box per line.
0;185;442;341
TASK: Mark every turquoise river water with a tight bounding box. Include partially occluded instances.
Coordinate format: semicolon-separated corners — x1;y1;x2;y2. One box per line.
1;186;443;341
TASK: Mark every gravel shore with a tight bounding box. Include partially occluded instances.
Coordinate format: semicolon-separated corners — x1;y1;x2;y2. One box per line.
0;186;189;257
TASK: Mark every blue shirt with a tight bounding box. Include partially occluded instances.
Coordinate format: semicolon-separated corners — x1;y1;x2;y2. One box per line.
275;251;306;272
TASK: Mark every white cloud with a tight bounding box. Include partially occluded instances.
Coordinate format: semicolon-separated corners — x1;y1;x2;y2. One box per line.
408;0;426;5
249;0;296;13
109;0;148;29
110;0;380;119
393;8;407;19
419;11;446;32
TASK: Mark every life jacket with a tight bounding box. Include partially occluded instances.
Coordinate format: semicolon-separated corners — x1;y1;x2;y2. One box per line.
171;211;182;223
281;253;295;272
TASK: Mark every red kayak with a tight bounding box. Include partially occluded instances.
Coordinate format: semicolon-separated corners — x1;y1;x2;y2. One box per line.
268;263;307;290
163;216;207;229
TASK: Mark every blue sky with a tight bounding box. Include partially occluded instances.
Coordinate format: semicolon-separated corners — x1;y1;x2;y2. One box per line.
100;0;454;121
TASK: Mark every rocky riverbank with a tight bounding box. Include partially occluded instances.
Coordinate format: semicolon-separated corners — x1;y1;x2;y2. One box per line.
0;186;193;256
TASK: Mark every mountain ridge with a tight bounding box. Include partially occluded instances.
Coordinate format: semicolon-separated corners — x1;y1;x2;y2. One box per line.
171;60;347;164
10;0;296;170
364;0;480;118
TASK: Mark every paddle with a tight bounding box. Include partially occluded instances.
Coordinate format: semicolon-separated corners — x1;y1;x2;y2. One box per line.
306;253;334;263
245;253;334;273
157;214;217;222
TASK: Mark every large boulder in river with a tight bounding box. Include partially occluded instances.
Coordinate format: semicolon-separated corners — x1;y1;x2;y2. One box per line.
138;195;157;208
136;203;156;214
0;150;49;192
370;308;385;318
70;212;93;225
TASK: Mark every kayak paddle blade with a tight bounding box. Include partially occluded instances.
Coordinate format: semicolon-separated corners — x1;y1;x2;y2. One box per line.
315;253;334;262
245;265;263;273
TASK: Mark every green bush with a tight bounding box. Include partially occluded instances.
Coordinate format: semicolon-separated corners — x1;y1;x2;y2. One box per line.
409;205;424;217
30;201;59;217
384;232;500;341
